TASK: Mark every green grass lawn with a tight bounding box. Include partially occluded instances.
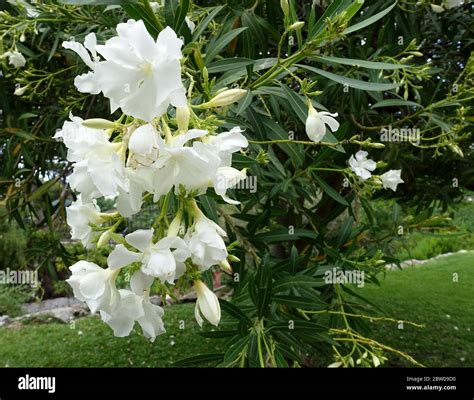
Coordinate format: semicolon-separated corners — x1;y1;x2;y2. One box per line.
354;251;474;367
0;302;223;367
0;252;472;368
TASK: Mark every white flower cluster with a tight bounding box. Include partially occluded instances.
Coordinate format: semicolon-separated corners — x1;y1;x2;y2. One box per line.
304;104;404;192
59;20;248;340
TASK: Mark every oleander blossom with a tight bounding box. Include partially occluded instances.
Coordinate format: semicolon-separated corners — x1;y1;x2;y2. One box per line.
186;207;228;270
100;271;165;341
348;150;377;180
62;20;186;121
107;228;190;284
66;261;120;314
66;196;103;248
305;102;339;143
380;169;404;191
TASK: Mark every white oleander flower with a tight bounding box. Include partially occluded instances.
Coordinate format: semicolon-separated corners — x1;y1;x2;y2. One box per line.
380;169;404;192
186;207;227;270
107;228;190;284
63;20;187;121
62;33;101;94
150;129;214;199
66;261;120;314
66;196;104;248
185;16;195;33
116;166;154;218
54;114;112;162
54;114;127;200
3;51;26;68
194;280;221;327
348;150;377;180
212;166;247;205
100;270;165;341
198;126;248;203
305;103;339;143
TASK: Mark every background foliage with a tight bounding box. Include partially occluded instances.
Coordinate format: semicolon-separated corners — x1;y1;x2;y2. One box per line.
0;0;473;367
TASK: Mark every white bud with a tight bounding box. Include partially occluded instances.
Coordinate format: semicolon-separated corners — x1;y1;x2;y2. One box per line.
430;4;444;13
194;280;221;327
176;105;190;133
82;118;116;130
14;86;27;96
97;230;111;248
289;21;305;31
200;89;247;108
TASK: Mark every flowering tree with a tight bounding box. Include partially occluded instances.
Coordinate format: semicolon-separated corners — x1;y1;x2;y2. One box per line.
0;0;472;367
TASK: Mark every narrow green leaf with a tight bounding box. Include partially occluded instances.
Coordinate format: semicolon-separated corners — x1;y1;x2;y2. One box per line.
273;275;325;293
312;55;405;70
299;65;400;91
207;58;255;74
371;99;422;108
313;175;349;206
344;2;397;35
205;27;247;65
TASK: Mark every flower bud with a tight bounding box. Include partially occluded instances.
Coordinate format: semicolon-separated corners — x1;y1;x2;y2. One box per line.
176;105;190;133
97;230;111;248
194;280;221;327
430;4;444;13
82;118;116;130
369;142;385;149
280;0;289;16
219;259;232;273
289;21;305;31
14;86;27;96
199;89;247;108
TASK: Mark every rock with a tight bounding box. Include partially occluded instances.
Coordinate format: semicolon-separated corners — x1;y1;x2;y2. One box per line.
0;315;10;327
22;296;83;314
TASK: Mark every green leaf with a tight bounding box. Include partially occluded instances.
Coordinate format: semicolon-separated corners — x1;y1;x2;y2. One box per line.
336;216;354;248
273;275;325;293
344;2;398;35
234;90;253;115
223;336;249;366
205;27;247;65
272;295;326;310
219;299;252;325
198;195;218;222
27;178;59;203
207;58;255;74
313;175;349;206
290;245;298;275
312;55;405;70
173;353;224;367
371;99;422;108
299;65;400;91
173;0;190;33
122;2;162;37
192;6;225;40
280;83;307;124
252;228;318;243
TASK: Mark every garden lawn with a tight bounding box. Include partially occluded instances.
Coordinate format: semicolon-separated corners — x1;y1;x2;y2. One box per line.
0;303;224;367
355;251;474;367
0;252;472;368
